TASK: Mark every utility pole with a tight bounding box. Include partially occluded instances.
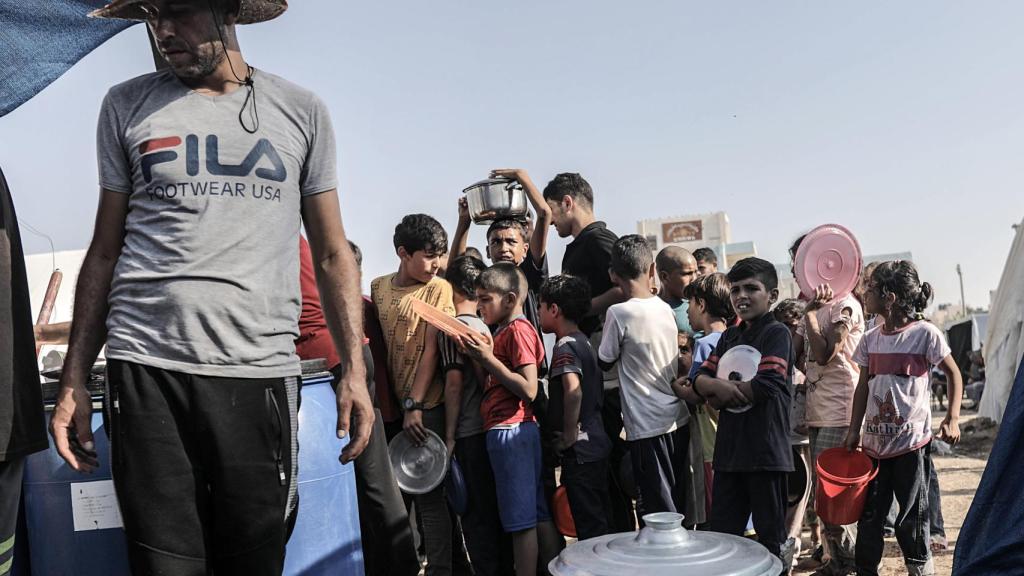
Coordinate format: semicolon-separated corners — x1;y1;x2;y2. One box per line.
956;264;966;317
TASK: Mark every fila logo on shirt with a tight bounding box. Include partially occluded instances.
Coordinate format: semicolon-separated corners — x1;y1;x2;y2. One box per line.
139;135;287;184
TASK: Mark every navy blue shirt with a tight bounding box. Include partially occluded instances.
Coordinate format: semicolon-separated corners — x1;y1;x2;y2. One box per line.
548;332;611;463
697;312;794;472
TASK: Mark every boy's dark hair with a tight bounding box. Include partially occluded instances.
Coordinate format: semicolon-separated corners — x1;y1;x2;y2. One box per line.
610;235;653;280
486;217;529;243
692;247;718;267
477;262;526;299
348;240;363;269
727;257;779;292
542;173;593;208
445;256;487;300
683;272;735;322
393;214;448;255
870;260;933;318
772;298;805;325
539;275;592;324
464;247;485;262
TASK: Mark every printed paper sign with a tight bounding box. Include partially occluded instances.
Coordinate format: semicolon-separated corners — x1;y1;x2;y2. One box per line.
70;480;124;531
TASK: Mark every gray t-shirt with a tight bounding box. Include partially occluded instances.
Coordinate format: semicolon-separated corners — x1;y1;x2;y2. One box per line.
97;69;337;377
438;314;490;439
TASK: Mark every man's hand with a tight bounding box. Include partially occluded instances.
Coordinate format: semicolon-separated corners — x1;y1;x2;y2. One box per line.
50;381;98;472
457;331;494;362
457;196;471;228
445;436;456;460
403;408;429;445
804;283;834;313
843;429;861;452
336;369;374;464
490;168;529;184
939;414;960;445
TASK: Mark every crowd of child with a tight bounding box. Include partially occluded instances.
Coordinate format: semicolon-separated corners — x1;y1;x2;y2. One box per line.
296;169;963;576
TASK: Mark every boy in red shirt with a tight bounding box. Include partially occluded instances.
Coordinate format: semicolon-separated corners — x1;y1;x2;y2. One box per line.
459;262;549;576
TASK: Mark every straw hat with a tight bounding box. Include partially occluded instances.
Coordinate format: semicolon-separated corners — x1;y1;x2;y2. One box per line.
89;0;287;24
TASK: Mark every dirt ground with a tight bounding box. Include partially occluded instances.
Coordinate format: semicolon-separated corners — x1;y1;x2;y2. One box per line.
792;408;996;576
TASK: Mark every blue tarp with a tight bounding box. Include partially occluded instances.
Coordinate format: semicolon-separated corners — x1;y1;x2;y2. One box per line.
953;353;1024;574
0;1;135;117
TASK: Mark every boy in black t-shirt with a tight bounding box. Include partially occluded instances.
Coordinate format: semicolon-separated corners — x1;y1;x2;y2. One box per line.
693;257;795;566
539;275;613;541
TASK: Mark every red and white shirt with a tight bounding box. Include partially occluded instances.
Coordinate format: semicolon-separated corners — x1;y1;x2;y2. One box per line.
852;321;950;459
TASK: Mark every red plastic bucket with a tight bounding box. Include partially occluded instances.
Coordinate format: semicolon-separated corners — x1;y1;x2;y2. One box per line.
814;447;878;525
553;485;576;538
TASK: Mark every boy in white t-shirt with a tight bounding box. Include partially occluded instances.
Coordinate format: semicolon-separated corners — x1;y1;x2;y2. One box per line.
598;235;689;519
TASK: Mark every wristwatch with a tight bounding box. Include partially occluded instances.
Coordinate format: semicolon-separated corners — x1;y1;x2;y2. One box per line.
403;397;425;412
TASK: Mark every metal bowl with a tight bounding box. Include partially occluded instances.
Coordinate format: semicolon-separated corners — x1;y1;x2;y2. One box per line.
463;177;528;225
388;429;449;494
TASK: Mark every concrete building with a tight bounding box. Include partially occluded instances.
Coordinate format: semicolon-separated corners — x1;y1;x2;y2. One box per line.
637;211;757;268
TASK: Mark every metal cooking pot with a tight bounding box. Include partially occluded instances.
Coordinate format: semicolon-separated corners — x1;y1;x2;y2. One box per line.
462;177;527;225
549;512;783;576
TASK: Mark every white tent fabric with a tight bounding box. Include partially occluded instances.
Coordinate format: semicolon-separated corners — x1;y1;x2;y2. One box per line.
980;219;1024;423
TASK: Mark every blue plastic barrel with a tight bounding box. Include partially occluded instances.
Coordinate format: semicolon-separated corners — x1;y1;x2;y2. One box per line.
21;401;131;576
284;375;364;575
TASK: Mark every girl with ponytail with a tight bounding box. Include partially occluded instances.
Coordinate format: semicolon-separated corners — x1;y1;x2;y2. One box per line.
843;260;962;576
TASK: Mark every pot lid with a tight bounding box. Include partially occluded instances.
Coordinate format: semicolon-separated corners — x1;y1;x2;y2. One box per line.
549;513;783;576
462;176;520;194
388;429;449;494
793;223;862;301
716;345;761;414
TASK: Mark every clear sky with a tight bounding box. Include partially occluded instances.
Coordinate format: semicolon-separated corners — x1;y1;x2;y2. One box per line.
2;1;1021;309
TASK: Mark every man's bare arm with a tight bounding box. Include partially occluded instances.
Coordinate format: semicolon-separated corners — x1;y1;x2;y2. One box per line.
591;286;625;318
449;197;471;263
51;190;128;471
301;190;373;462
560;373;583;446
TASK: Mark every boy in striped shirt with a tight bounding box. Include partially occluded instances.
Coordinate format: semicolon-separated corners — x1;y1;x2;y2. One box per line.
693;258;795;566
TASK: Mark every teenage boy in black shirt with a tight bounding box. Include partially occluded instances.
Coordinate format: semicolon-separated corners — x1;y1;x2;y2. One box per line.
543;173;620;337
693;257;795;566
543;172;633;532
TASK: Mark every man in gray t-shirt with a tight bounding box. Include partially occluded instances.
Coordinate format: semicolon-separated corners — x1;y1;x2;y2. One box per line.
48;1;373;573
